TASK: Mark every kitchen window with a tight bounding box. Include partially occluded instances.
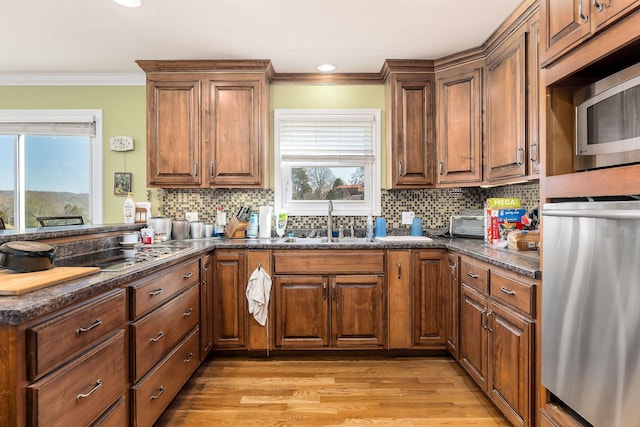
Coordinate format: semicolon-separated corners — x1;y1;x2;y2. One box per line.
274;109;381;216
0;110;102;229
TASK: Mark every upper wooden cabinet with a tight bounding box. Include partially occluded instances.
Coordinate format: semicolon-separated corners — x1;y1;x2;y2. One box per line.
485;6;540;183
436;62;483;186
137;60;272;189
383;60;436;188
541;0;640;66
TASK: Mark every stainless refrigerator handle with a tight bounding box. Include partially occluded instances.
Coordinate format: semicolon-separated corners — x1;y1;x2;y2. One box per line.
542;209;640;220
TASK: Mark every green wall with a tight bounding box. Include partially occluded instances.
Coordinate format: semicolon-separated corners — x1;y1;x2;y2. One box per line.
0;83;385;223
0;86;146;224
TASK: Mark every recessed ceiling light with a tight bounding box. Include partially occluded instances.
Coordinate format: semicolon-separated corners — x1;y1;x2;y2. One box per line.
317;63;336;72
114;0;142;7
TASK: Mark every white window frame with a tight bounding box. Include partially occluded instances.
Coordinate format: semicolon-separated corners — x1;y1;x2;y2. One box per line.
274;109;381;216
0;109;103;228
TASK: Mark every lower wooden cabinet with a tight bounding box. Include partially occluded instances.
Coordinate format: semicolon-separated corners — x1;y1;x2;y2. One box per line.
445;252;460;358
212;250;247;349
458;256;536;427
273;250;386;350
412;250;446;349
273;274;385;349
199;254;214;358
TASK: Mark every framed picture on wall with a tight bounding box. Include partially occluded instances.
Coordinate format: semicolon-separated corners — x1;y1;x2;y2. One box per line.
114;172;132;196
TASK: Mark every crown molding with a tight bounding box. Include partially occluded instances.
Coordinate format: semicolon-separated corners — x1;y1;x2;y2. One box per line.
0;73;145;86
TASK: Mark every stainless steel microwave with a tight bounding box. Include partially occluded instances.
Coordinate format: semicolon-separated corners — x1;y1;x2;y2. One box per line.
575;62;640;170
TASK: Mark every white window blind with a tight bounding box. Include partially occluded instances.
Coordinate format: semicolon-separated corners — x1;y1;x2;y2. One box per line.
0;121;96;137
278;113;376;162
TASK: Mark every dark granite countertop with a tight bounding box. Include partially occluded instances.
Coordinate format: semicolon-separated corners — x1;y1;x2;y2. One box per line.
0;230;540;325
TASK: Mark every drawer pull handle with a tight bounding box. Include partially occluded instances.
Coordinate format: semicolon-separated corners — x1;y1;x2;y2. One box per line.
183;307;193;317
76;379;102;402
76;318;102;335
183;272;193;279
150;386;165;401
184;352;194;363
149;288;163;297
500;287;516;296
467;272;479;279
397;261;401;279
486;310;493;333
150;331;164;342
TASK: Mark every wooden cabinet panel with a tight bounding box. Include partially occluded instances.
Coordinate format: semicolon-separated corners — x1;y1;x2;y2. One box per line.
488;301;533;427
146;77;202;186
331;275;385;348
26;288;126;381
130;259;200;319
93;395;128;427
199;254;214;359
131;284;200;381
385;65;436;188
387;250;412;349
592;0;640;31
445;253;460;359
436;65;483;185
486;32;527;181
274;275;329;348
412;251;446;348
490;270;537;317
131;328;200;427
528;15;542;176
247;251;272;351
459;284;489;389
205;79;262;186
273;250;384;274
460;258;489;293
28;330;127;427
212;250;246;349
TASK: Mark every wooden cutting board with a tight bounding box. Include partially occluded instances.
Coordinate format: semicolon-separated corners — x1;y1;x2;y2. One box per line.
0;267;101;296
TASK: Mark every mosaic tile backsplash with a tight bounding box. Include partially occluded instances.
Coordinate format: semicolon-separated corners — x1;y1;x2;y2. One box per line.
153;183;539;236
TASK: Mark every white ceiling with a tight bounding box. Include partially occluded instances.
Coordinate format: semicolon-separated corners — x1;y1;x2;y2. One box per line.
2;0;521;76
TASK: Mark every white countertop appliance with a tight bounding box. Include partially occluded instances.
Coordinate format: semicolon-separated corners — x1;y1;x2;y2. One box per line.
449;210;484;239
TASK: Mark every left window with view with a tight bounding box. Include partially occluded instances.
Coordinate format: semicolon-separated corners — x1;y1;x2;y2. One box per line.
0;110;102;229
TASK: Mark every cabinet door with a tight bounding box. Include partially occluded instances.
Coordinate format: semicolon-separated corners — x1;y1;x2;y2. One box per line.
412;251;446;348
387;250;412;349
388;74;435;187
146;77;201;186
459;284;488;390
541;0;591;64
204;79;263;187
445;253;460;359
274;276;329;348
200;254;214;358
436;65;483;185
212;251;246;349
528;15;541;176
592;0;640;32
487;301;533;427
486;32;527;181
331;275;385;348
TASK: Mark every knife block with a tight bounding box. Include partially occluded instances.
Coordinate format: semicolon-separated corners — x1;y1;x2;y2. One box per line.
224;216;248;239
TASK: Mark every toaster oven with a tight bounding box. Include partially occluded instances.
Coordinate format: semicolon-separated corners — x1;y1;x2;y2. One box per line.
449;213;484;239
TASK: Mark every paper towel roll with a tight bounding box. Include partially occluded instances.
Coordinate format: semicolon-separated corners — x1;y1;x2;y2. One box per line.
259;206;272;238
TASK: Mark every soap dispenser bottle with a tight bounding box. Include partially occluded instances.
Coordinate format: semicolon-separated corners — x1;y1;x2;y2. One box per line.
123;192;135;224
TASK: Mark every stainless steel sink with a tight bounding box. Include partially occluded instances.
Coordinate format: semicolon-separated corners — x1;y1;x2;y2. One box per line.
276;237;378;245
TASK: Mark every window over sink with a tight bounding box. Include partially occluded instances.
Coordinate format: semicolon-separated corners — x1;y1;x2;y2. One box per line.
274;109;381;216
0;110;102;229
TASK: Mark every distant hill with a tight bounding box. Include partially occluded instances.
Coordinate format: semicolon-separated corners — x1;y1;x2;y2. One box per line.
0;190;89;228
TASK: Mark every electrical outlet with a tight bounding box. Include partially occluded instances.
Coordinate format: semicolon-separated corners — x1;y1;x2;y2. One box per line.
401;211;415;225
109;136;134;151
185;212;199;221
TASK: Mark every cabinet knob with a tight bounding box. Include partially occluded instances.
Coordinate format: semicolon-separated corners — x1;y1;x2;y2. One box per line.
579;0;589;23
398;161;403;177
439;161;444;176
397;261;402;279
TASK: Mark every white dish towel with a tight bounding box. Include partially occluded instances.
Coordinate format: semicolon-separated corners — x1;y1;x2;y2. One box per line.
246;265;272;326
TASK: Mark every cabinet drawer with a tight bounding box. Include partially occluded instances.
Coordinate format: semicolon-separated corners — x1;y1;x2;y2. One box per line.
27;330;127;427
132;327;200;427
93;395;127;427
26;288;126;380
490;271;536;316
274;250;385;274
130;259;199;319
131;284;200;381
460;258;489;293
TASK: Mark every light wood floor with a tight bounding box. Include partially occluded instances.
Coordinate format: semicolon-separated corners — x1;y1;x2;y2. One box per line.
156;355;510;426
